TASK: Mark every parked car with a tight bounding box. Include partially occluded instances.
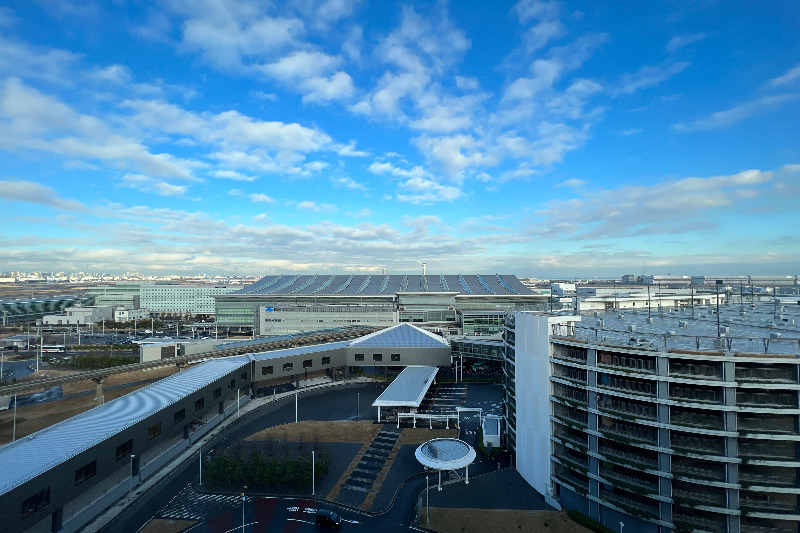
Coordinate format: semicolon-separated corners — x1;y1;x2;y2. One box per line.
315;509;342;529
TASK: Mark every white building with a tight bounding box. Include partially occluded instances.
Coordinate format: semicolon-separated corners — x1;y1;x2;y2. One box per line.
113;307;150;321
42;306;114;326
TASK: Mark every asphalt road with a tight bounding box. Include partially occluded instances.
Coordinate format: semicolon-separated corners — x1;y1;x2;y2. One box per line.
99;382;514;533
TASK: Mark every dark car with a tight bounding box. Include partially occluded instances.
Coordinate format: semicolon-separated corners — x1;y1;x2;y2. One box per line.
315;509;342;529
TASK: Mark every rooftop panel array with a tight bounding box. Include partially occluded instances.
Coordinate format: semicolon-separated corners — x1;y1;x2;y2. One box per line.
231;274;536;296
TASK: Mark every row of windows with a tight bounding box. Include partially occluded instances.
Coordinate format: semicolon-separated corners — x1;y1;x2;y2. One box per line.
261;357;332;375
353;353;401;362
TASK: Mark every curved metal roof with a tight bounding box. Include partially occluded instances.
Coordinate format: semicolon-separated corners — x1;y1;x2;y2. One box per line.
0;356;250;496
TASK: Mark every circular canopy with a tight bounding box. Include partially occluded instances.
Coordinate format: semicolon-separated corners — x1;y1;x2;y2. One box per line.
415;438;476;471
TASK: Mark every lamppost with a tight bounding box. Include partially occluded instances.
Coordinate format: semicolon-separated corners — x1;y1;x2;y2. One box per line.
357;392;360;422
312;450;315;496
129;454;136;497
241;487;248;532
426;475;430;525
620;522;624;533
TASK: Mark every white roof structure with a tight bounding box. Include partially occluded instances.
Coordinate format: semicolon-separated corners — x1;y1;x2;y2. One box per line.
415;438;476;471
349;323;450;348
0;355;251;496
372;365;438;408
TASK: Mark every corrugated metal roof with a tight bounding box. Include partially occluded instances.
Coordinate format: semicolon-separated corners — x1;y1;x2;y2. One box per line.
349;323;450;348
0;356;250;496
372;366;438;407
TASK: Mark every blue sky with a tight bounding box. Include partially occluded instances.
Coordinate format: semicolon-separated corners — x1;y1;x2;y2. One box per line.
0;0;798;278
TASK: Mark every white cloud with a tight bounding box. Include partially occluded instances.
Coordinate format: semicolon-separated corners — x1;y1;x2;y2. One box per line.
336;140;369;157
557;178;586;188
297;200;338;212
213;170;257;181
673;93;799;131
396;176;461;204
331;176;368;191
250;193;277;204
769;62;800;87
171;0;305;72
665;32;706;53
0;179;87;211
533;168;778;241
614;62;689;95
122;174;188;197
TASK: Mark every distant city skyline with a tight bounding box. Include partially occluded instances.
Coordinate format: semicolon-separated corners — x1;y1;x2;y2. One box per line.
0;1;798;277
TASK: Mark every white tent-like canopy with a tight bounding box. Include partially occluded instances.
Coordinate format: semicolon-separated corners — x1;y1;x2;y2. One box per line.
371;365;438;422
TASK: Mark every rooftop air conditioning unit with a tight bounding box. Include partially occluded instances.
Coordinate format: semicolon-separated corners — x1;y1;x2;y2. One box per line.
666;330;676;337
678;320;688;327
628;325;637;332
618;313;625;319
770;332;782;340
646;317;654;324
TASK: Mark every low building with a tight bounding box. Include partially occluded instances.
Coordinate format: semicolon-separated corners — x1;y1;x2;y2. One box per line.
42;306;114;326
113;308;150;322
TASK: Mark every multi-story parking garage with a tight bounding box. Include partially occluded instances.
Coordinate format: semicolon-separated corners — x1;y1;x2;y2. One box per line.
504;301;800;533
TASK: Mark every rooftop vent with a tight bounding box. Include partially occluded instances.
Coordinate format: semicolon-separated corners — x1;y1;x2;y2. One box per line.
678;320;688;328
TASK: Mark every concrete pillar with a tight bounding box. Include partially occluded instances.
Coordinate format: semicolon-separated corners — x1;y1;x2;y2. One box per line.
92;377;106;404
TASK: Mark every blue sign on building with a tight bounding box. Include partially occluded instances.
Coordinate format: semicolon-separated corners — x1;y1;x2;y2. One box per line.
265;307;274;312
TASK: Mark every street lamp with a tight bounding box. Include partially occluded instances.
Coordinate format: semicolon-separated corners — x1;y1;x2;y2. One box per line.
357;392;360;422
620;522;624;533
312;450;315;496
241;487;248;532
129;454;136;497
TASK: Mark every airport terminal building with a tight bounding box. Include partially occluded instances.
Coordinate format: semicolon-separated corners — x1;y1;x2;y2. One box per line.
214;273;546;336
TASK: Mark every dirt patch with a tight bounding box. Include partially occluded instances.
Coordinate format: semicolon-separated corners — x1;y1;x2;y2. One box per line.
398;427;458;445
422;508;591;533
0;367;179;445
246;420;381;443
60;365;179;395
137;518;197;533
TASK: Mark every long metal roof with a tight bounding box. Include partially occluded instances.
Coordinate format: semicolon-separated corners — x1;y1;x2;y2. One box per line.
233;274;533;296
349;323;450;348
372;366;438;408
251;341;349;361
0;356;251;496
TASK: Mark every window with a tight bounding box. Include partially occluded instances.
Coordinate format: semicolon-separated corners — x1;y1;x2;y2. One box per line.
262;365;273;375
147;422;162;440
322;356;331;365
391;353;401;362
283;362;293;372
355;353;365;362
116;439;133;461
174;408;185;424
241;372;247;380
74;460;97;486
229;379;235;390
303;359;313;369
373;353;383;362
21;487;50;518
213;387;221;400
195;398;205;411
